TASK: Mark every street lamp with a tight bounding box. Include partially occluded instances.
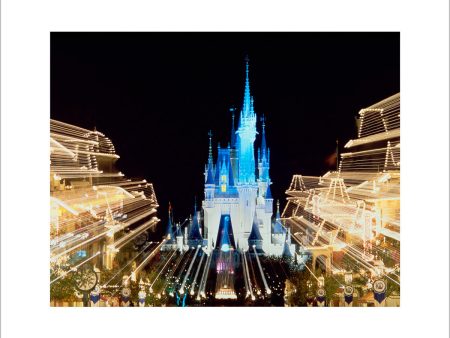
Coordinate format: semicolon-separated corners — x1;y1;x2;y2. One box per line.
318;276;325;288
122;275;129;287
345;270;353;285
306;280;313;307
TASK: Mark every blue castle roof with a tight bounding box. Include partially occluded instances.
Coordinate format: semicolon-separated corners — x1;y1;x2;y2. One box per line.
273;199;285;234
248;213;263;241
216;214;236;252
282;228;293;259
206;165;214;185
230;108;236;148
282;240;293;259
165;205;175;243
249;212;264;254
175;224;182;238
189;212;203;241
204;57;271;193
266;184;273;199
260;115;268;161
273;220;284;235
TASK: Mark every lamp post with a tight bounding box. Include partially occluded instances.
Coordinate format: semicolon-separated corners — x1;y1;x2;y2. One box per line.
306;280;313;307
344;270;354;307
345;270;353;285
316;276;326;307
138;279;146;307
318;276;325;288
121;275;131;307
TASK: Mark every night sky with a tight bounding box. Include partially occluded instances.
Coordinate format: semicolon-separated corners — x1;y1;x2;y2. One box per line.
51;32;400;223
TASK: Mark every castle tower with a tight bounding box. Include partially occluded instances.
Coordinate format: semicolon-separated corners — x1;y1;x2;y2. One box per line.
201;56;291;256
235;56;259;250
248;211;264;253
257;115;271;199
188;201;204;248
161;202;177;251
175;224;183;252
204;132;215;208
236;56;257;184
229;109;239;187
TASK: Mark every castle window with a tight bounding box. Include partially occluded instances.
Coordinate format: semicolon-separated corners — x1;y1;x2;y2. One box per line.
221;175;227;192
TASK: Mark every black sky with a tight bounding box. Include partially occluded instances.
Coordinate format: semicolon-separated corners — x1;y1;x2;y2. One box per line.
51;32;400;222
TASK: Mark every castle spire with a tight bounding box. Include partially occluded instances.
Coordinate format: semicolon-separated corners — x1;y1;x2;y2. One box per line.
265;184;273;199
242;55;253;118
237;56;257;183
208;130;213;165
276;200;281;220
230;108;236;148
249;211;263;241
260;115;267;159
282;235;293;259
189;199;203;243
165;202;175;242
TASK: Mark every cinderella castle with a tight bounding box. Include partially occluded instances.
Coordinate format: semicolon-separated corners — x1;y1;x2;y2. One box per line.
200;56;295;257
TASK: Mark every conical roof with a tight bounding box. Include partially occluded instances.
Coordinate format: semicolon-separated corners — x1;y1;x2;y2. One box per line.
230;110;236;148
273;199;284;234
189;212;203;241
165;207;175;243
175;224;182;237
214;153;220;185
273;219;284;235
282;235;293;259
216;214;235;252
228;156;235;186
260;116;267;160
282;243;293;259
248;212;263;241
266;184;273;199
275;200;281;220
206;165;214;185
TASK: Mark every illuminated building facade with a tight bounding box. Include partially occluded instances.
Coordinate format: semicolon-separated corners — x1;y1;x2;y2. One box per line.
282;93;400;306
202;57;294;257
50;119;159;282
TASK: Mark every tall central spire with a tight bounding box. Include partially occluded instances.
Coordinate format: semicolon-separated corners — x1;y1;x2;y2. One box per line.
242;55;254;119
236;55;257;184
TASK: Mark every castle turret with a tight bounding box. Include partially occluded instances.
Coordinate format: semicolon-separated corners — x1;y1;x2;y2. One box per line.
236;56;257;184
273;200;284;234
258;116;271;200
188;202;204;248
265;184;273;213
165;203;175;242
282;232;293;260
216;215;235;252
248;212;263;253
201;56;289;257
219;156;228;193
230;108;236;148
176;224;183;252
205;132;215;205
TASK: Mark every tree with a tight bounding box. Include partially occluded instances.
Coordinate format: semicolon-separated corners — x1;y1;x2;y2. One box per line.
323;274;343;304
50;272;77;305
285;269;311;306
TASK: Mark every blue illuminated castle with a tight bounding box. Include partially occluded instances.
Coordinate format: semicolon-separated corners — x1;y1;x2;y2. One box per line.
202;57;294;256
